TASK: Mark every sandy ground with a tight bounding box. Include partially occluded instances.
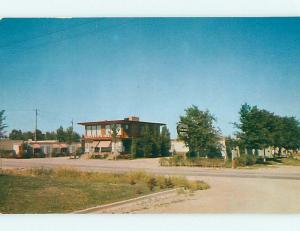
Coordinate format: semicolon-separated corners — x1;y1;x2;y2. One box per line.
137;176;300;213
2;157;300;213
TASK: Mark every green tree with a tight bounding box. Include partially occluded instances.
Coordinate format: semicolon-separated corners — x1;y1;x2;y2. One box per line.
160;126;171;156
65;127;74;144
130;138;137;159
128;125;170;158
235;103;300;159
0;110;7;138
134;125;162;158
23;131;34;141
139;125;153;157
225;136;238;159
20;143;33;158
56;126;65;142
235;104;274;150
280;116;300;151
58;126;80;144
9;129;37;141
178;105;221;158
44;131;57;140
35;129;44;141
9;129;24;140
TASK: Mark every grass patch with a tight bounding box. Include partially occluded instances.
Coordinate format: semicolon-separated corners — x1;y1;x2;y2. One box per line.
160;156;226;168
160;155;300;169
275;157;300;166
0;168;209;213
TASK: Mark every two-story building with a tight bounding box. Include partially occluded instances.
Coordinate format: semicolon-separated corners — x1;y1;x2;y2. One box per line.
78;116;165;155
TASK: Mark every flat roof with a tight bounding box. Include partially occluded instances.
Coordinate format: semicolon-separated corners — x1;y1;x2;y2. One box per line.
78;119;165;126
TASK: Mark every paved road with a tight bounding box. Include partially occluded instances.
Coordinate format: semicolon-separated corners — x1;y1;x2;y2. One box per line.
2;157;300;180
2;157;300;213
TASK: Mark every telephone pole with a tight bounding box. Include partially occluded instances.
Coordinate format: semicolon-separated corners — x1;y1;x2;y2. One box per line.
35;109;38;141
71;119;74;131
71;119;75;158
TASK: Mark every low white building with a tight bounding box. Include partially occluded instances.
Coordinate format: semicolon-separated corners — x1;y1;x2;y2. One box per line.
170;137;227;158
0;139;23;155
170;139;189;154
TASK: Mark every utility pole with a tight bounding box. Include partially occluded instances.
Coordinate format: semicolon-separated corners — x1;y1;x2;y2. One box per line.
71;119;75;158
32;109;38;158
35;109;38;141
71;119;74;131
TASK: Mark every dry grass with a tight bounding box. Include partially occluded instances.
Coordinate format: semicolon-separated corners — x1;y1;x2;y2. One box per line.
0;167;209;213
160;157;227;168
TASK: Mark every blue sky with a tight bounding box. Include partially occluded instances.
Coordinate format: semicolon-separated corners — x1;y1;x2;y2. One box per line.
0;18;299;138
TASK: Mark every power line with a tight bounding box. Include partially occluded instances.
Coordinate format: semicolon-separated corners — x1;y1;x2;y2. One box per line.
0;19;144;58
0;19;101;50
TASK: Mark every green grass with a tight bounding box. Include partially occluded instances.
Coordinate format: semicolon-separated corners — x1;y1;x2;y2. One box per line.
276;157;300;166
160;156;300;169
0;168;209;213
160;157;226;168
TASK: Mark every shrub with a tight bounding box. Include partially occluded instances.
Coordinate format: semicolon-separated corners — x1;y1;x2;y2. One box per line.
255;156;265;164
127;173;137;185
188;180;210;191
156;176;167;189
29;168;54;176
188;181;200;192
159;157;169;166
169;176;188;189
54;167;82;178
147;177;157;191
91;154;108;159
129;178;136;185
0;150;16;158
164;177;174;188
236;155;256;166
135;187;143;195
76;148;84;156
116;154;131;160
34;152;45;158
160;156;226;168
126;171;148;182
206;147;222;158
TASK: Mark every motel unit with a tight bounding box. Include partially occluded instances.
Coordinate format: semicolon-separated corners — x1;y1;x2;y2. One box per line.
78;116;165;154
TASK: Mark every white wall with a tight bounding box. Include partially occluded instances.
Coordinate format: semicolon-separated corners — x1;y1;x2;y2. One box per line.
170;140;189;153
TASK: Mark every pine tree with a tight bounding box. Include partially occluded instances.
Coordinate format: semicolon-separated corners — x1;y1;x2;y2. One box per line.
0;110;7;138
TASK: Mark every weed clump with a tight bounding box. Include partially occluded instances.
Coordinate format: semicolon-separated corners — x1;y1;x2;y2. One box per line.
147;177;157;191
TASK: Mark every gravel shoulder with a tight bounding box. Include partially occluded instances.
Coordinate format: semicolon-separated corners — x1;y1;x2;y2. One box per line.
138;175;300;213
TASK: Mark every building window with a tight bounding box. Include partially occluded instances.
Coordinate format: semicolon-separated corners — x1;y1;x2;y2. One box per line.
91;125;97;137
105;125;111;137
96;125;101;137
86;126;92;137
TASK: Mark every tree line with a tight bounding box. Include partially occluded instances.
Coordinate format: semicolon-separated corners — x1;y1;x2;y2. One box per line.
1;105;300;159
8;126;81;143
234;103;300;155
177;104;300;159
130;125;171;158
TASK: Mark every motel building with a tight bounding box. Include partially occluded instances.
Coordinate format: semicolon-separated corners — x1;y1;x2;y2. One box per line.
78;116;165;156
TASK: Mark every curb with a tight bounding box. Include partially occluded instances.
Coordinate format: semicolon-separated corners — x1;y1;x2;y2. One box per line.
72;188;180;214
